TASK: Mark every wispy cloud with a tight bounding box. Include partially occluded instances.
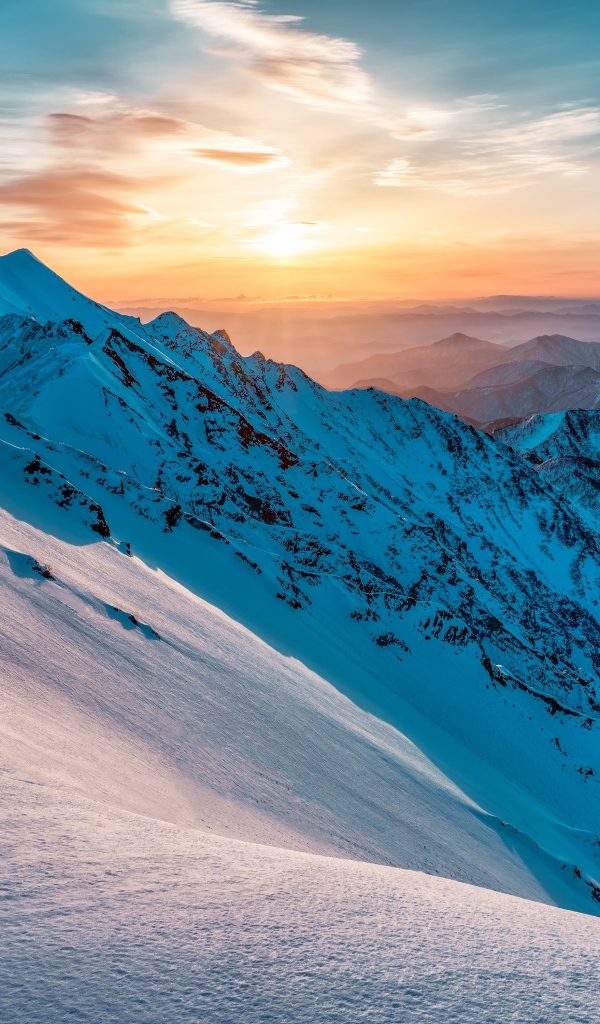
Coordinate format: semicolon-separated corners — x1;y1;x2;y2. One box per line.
170;0;370;109
0;100;291;246
47;106;288;170
375;106;600;194
169;0;441;138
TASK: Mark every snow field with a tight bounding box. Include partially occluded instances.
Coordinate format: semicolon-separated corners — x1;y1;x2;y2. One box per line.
2;775;599;1024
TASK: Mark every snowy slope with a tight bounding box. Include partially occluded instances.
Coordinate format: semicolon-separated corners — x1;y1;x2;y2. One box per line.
2;505;600;1021
497;407;600;462
3;775;600;1024
1;249;600;915
0;506;559;897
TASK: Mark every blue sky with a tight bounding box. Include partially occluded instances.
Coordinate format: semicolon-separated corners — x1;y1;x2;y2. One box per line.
4;0;598;100
1;0;599;299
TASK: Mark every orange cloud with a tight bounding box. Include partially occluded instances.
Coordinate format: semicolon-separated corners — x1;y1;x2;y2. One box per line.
0;100;294;247
188;146;287;168
46;105;289;171
0;169;154;246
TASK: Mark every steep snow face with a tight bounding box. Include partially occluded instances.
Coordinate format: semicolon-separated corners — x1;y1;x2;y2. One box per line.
0;506;560;903
1;251;600;911
498;408;600;462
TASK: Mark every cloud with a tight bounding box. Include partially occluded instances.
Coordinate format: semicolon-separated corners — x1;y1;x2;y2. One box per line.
0;98;291;246
188;146;287;168
47;105;289;171
492;107;600;146
0;168;155;245
169;0;439;138
170;0;369;108
47;110;188;149
375;106;600;194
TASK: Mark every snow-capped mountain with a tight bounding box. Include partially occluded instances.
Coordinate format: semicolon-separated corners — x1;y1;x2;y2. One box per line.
2;249;600;916
497;409;600;526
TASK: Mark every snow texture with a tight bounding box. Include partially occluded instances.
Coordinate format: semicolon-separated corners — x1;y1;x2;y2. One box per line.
1;508;599;1023
3;780;600;1024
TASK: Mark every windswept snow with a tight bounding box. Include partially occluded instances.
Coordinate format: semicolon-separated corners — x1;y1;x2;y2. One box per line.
3;778;600;1024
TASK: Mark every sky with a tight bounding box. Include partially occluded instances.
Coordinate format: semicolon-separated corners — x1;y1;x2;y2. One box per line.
1;0;600;301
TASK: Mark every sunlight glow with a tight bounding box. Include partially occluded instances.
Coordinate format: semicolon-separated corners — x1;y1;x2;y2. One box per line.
252;222;320;258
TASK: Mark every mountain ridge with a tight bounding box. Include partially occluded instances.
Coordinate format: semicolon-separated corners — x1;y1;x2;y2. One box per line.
1;248;600;913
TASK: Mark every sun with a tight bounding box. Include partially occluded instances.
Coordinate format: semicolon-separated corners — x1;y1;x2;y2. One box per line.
254;222;317;259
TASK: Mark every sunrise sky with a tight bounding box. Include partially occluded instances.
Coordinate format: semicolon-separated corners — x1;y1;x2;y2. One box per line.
2;0;600;301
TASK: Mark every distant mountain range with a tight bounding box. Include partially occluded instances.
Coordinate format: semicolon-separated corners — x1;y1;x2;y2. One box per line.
116;302;600;379
326;332;600;430
325;333;508;391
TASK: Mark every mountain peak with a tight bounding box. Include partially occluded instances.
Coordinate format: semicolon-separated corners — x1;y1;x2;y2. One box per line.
0;247;143;343
1;247;44;266
147;311;195;332
431;332;501;350
212;328;232;346
0;247;94;323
